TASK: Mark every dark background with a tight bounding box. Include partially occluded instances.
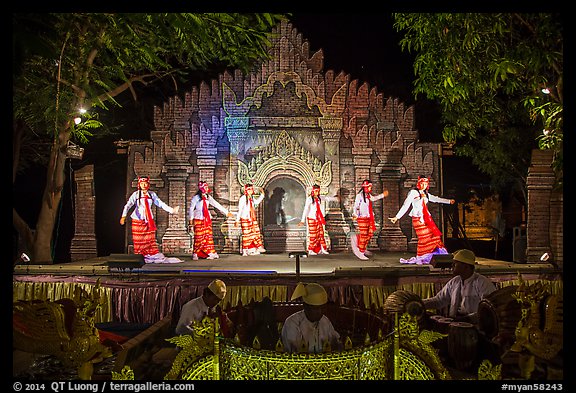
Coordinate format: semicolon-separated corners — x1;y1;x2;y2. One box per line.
13;13;496;262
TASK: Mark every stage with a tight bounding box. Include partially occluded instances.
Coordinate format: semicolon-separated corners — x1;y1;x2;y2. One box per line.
13;250;558;279
13;250;562;325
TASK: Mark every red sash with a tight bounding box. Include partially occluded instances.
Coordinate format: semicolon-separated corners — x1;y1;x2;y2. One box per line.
142;194;157;231
315;198;325;225
368;195;376;230
202;195;212;226
249;197;257;222
422;198;442;237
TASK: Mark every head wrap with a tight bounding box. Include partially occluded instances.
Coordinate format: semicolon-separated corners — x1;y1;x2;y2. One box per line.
198;181;210;194
452;249;476;266
138;176;150;188
244;183;254;195
311;184;320;195
417;176;429;191
208;279;227;300
290;282;328;306
361;180;372;190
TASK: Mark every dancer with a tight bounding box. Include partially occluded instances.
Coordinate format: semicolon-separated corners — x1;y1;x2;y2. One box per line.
235;183;266;256
188;181;233;261
351;180;388;260
389;175;455;264
120;176;182;263
298;184;330;255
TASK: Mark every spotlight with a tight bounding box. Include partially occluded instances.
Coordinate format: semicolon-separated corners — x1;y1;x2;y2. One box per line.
74;117;82;125
540;252;550;262
541;87;550;94
21;253;30;263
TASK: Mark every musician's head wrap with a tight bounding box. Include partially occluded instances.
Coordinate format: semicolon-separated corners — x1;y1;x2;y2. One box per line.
452;249;476;266
207;279;227;300
290;282;328;306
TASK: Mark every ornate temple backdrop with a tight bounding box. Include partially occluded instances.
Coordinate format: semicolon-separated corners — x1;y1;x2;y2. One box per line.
69;19;562;268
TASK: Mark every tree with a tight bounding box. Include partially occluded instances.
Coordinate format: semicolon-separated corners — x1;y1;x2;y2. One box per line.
13;13;286;263
392;13;563;210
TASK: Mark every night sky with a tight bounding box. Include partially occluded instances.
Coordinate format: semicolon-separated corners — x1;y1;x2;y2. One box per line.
13;14;487;261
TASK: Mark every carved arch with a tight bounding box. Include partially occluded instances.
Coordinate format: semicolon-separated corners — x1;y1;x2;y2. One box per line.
237;131;332;190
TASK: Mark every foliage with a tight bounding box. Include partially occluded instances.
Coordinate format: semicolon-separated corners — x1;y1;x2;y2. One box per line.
13;13;285;170
392;13;563;201
12;13;285;262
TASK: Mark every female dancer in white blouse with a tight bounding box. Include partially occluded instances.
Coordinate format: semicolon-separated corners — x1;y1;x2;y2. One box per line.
389;176;455;262
351;180;388;260
298;184;330;255
235;183;266;256
188;181;232;260
120;176;180;263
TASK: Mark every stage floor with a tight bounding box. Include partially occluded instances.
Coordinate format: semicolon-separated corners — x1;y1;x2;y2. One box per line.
13;250;559;281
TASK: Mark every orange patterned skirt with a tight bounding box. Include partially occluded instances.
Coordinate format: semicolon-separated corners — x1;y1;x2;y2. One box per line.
193;219;216;258
240;218;264;250
413;217;445;256
131;219;160;256
307;218;327;253
356;217;374;253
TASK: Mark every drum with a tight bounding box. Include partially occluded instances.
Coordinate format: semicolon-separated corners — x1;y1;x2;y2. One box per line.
436;317;454;334
383;290;426;322
448;321;479;371
428;314;445;331
428;315;451;358
477;285;522;341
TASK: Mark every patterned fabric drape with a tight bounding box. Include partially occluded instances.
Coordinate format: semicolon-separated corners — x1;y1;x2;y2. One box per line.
13;275;563;324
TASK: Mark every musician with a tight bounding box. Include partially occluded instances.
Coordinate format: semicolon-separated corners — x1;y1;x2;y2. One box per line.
423;249;496;324
281;282;342;353
175;279;229;336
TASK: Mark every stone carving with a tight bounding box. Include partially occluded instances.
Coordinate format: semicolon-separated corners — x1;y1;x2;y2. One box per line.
119;19;445;254
237;131;332;190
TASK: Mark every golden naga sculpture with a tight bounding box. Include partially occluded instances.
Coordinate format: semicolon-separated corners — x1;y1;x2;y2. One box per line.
164;316;221;380
509;274;563;380
477;359;502;380
13;282;113;380
395;312;452;380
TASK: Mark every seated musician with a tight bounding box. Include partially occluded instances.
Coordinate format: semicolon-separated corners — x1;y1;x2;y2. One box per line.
423;249;496;324
281;282;342;353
